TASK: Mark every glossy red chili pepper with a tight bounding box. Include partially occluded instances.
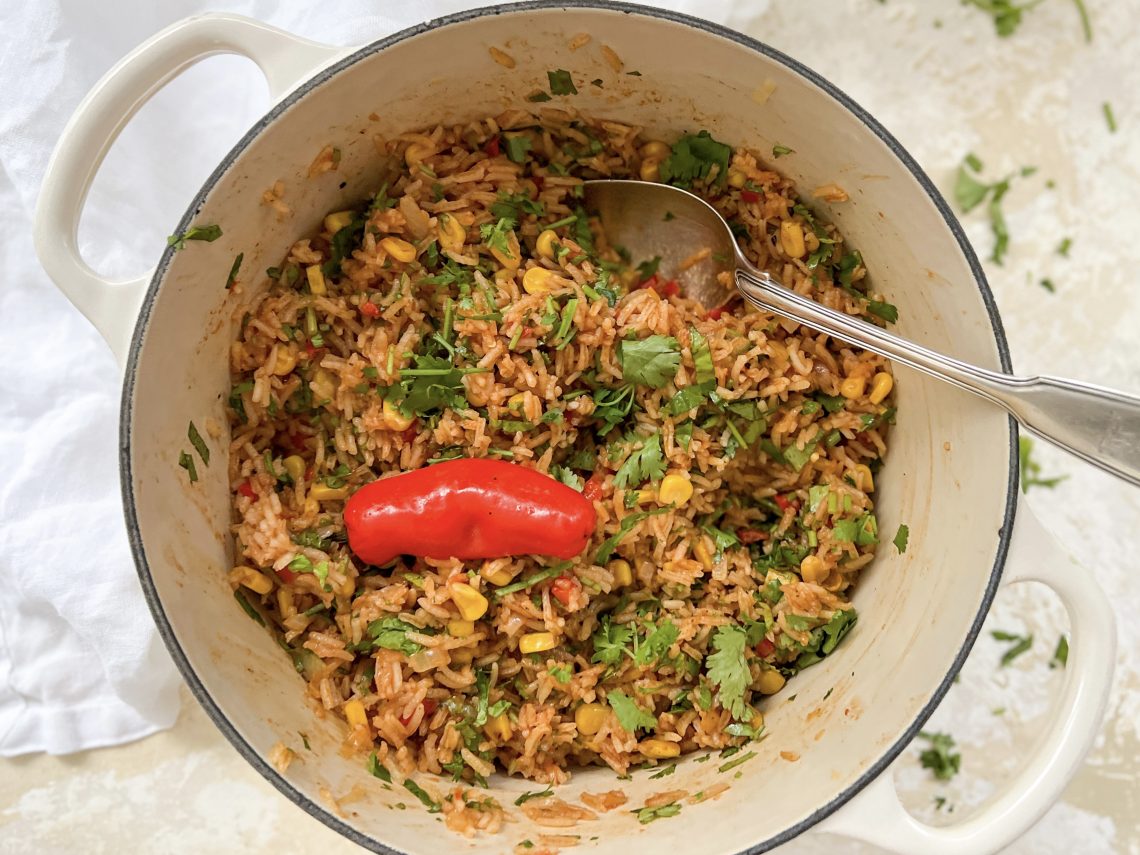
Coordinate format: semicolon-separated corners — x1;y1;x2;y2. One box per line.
582;475;605;503
756;638;776;658
483;136;501;157
344;459;596;566
238;480;257;500
773;494;799;513
740;189;761;203
360;300;381;318
551;575;580;606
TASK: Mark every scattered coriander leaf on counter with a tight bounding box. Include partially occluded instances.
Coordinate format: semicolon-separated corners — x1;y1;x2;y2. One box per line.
1051;634;1069;668
633;802;682;824
178;450;198;483
225;253;243;289
1103;101;1118;133
955;155;1035;265
772;143;794;158
964;0;1042;37
892;523;910;553
1039;278;1056;293
918;731;961;781
1072;0;1093;41
187;421;210;466
992;630;1033;666
1056;237;1072;256
514;786;554;806
992;706;1006;715
1018;437;1067;492
167;223;222;250
547;69;578;96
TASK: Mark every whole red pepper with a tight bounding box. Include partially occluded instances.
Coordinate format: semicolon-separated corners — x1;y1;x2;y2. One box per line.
344;459;596;566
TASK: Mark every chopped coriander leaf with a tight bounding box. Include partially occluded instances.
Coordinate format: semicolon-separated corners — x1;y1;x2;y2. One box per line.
492;564;565;598
480;217;517;258
1056;237;1072;257
964;0;1041;37
233;589;264;624
718;750;757;773
965;152;984;172
892;523;909;553
225;253;243;289
1072;0;1092;41
633;620;679;667
992;629;1033;666
547;69;578;96
591;617;634;666
1050;634;1069;669
366;616;426;655
187;421;210;466
403;779;442;812
1018;436;1066;492
866;300;899;323
660;130;732;188
608;690;657;733
633;802;681;824
514;787;554;806
649;763;676;779
620;335;681;388
917;731;961;781
366;752;392;782
1039;278;1056;293
548;664;573;683
178;450;198;483
771;144;794;158
167;223;222;250
613;434;666;489
706;625;749;719
526;90;552;103
635;256;661;280
595;506;671;564
505;134;532;164
1103;102;1117;133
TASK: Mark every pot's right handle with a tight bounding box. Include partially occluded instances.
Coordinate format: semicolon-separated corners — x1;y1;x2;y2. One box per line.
819;501;1116;853
33;13;343;366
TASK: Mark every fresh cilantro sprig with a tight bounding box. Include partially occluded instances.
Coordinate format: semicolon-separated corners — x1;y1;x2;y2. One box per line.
167;223;222;250
918;731;961;781
613;434;666;489
706;625;750;719
620;335;681;388
660;130;732;188
992;630;1033;666
607;690;657;733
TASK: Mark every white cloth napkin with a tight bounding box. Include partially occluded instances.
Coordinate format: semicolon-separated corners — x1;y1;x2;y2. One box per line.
0;0;754;756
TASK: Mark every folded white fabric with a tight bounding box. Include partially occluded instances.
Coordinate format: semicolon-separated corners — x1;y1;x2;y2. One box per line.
0;0;752;756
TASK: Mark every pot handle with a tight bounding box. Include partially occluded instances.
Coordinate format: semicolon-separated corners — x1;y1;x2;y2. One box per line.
819;500;1115;854
32;13;343;366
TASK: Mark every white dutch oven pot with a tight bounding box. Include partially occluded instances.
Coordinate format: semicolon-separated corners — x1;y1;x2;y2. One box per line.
34;4;1116;853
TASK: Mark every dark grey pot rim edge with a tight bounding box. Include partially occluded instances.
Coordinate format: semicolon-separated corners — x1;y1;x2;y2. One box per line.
119;3;1017;853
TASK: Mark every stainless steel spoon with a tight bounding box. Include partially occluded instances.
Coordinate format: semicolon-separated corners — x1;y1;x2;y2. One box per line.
583;179;1140;487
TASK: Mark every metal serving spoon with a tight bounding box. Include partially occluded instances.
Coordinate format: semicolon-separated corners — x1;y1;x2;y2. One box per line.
583;179;1140;487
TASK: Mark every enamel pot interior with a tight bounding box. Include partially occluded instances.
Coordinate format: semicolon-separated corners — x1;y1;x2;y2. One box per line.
123;4;1015;853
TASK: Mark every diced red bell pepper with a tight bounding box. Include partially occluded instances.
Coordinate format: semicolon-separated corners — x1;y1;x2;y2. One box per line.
736;527;766;544
277;567;297;584
238;480;257;500
740;189;761;204
484;136;501;157
582;475;605;503
756;638;776;657
551;575;581;606
399;698;438;727
773;494;800;513
360;301;381;318
401;418;420;443
641;275;680;298
708;305;728;320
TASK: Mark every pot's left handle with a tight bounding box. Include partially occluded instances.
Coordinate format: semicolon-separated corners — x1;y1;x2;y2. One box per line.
33;13;343;366
818;501;1116;853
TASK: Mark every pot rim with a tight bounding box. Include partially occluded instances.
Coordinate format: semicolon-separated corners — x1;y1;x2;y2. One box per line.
120;3;1018;852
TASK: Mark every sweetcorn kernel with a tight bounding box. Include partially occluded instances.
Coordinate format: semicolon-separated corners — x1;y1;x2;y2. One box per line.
658;473;694;506
869;372;894;405
575;703;608;735
609;559;633;588
780;220;806;259
840;376;867;399
536;229;558;260
380;237;416;263
450;583;489;621
638;738;680;758
344;699;368;729
519;632;557;654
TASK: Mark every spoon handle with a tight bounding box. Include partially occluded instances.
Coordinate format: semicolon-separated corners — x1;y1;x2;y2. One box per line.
735;268;1140;487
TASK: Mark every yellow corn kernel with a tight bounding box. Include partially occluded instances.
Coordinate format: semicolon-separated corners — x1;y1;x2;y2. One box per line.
283;455;305;484
638;738;680;759
757;669;786;695
344;699;369;729
519;632;557;655
507;392;527;412
609;559;633;588
523;266;556;295
639;140;671;160
840;375;867;399
484;712;512;741
751;711;765;731
310;482;349;501
450;647;475;666
869;371;894;405
799;554;827;584
853;464;875;492
303;497;319;518
305;264;327;296
448;620;475;637
383;398;414;431
694;538;714;571
450;583;489;621
324;210;355;234
635;488;656;505
311;368;337;402
639;158;661;182
438;213;467;253
780;220;806;259
403;142;431;166
727;168;747;189
484;566;516;586
273;346;297;376
575;703;608;736
658;473;694;507
380;237;417;263
535;229;559;260
491;230;522;270
233;566;273;595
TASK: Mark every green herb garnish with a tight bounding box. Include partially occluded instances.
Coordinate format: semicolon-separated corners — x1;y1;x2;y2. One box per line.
1050;634;1069;669
992;629;1033;666
547;69;578;96
178;450;198;483
366;752;392;782
621;335;681;388
1018;436;1066;492
918;731;961;781
706;625;749;719
633;802;681;824
607;690;657;733
892;523;909;554
403;779;441;812
514;786;554;806
660;130;732;188
225;253;243;289
1103;101;1117;133
771;144;794;158
167;223;222;250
